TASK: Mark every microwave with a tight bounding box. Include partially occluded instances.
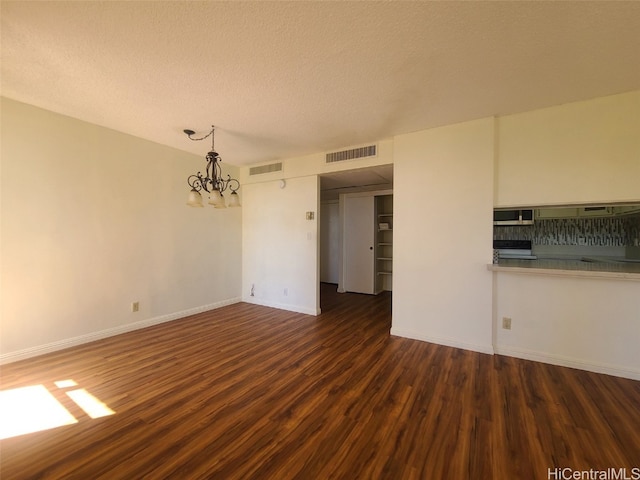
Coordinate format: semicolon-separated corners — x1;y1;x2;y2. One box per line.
493;209;534;226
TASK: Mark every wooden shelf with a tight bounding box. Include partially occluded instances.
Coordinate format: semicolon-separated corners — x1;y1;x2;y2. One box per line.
376;195;393;291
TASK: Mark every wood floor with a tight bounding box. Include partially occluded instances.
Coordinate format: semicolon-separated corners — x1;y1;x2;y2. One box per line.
1;284;639;479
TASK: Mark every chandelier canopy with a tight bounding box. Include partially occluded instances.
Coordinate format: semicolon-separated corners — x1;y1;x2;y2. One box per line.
185;125;240;208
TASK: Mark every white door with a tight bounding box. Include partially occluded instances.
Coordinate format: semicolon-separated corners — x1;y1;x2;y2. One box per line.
343;195;375;294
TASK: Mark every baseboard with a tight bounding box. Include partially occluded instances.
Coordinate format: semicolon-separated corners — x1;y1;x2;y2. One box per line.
242;296;320;316
494;345;640;381
0;297;242;365
390;327;495;355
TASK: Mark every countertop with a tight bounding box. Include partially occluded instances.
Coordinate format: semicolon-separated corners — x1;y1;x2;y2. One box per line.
487;257;640;280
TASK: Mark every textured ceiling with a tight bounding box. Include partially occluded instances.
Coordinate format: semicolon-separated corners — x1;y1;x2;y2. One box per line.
2;1;639;166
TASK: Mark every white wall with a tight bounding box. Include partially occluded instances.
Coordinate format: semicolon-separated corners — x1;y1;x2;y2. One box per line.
496;90;640;207
1;98;242;361
392;117;495;354
494;272;640;380
242;176;319;315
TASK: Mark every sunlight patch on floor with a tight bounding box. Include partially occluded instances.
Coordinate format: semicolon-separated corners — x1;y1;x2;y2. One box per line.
66;389;115;419
0;380;116;439
54;379;78;388
0;385;77;439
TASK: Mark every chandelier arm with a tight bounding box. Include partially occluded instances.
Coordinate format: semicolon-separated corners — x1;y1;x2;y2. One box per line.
217;174;231;193
188;173;210;193
227;178;240;193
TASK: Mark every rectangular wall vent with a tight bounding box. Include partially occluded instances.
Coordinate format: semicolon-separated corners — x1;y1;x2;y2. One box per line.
326;144;377;164
249;162;283;176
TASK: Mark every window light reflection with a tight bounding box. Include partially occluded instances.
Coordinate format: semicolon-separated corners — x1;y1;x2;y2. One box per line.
54;379;78;388
66;389;115;419
0;380;115;440
0;385;77;439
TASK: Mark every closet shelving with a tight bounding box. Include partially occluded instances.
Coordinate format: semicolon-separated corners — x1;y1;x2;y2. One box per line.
375;196;393;291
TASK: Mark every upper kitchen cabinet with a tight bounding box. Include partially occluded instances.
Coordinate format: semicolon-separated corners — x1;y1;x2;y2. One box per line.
578;206;613;217
613;205;640;216
536;206;613;219
535;205;640;220
495;91;640;207
535;208;579;219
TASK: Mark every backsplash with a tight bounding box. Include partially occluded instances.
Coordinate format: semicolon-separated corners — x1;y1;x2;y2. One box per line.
494;215;640;247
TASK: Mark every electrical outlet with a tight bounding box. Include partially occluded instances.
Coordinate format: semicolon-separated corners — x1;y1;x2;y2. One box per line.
132;301;139;313
502;317;512;330
283;288;288;296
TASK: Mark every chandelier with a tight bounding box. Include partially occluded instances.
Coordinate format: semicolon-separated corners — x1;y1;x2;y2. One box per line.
184;125;240;208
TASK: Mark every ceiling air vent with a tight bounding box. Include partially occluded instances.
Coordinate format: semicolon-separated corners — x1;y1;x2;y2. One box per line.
326;144;377;164
249;162;283;176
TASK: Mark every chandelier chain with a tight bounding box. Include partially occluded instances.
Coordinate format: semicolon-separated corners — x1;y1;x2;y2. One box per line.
186;130;213;142
185;126;216;151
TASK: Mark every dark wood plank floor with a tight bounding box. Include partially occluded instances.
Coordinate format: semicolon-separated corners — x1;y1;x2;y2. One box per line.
1;284;639;479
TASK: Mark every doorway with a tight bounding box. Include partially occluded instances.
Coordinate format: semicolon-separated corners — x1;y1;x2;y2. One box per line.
319;165;393;310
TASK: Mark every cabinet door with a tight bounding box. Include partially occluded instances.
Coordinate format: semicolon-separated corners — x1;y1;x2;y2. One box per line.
343;196;375;294
613;205;640;215
578;206;612;217
535;208;578;219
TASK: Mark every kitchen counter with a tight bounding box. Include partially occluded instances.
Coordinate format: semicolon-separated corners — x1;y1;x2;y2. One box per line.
487;258;640;280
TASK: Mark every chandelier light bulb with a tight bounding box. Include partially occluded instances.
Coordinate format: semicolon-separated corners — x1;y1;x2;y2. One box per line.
228;191;241;207
186;188;204;207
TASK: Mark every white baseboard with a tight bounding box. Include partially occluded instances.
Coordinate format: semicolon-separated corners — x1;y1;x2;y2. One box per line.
242;296;320;316
389;329;639;380
390;327;495;355
494;345;640;381
0;297;242;365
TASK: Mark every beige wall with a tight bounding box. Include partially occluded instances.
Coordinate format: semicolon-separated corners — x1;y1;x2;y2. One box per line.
494;272;640;380
392;117;495;353
1;98;242;360
495;90;640;207
241;175;319;314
